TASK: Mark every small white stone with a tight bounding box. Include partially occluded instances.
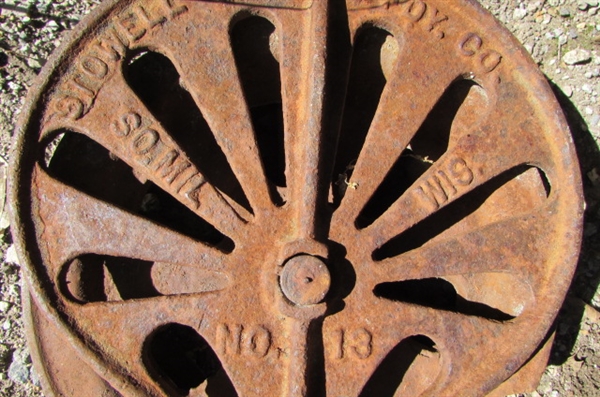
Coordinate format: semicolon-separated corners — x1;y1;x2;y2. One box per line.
563;48;592;65
4;245;19;266
513;7;528;20
2;320;11;331
0;301;11;313
563;85;574;97
583;84;593;93
558;35;568;45
543;14;553;24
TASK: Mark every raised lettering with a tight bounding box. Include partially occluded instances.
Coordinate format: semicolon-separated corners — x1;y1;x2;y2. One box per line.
137;4;167;28
161;0;188;17
333;328;373;360
244;326;272;358
81;56;109;79
217;324;243;355
70;75;96;98
53;96;84;120
155;150;192;184
424;5;448;39
448;157;474;186
218;324;272;358
180;173;206;208
92;27;128;62
460;33;482;56
417;157;474;209
351;328;373;359
406;0;427;21
418;176;447;209
133;129;159;155
117;11;147;42
480;50;502;73
111;112;141;137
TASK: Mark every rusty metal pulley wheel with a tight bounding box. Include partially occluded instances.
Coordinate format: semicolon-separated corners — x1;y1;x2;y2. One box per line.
9;0;583;396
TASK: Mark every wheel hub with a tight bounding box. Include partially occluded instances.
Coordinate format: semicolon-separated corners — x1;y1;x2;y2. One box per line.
9;0;583;396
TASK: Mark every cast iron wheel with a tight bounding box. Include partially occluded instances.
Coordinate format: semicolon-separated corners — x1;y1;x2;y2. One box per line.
10;1;583;396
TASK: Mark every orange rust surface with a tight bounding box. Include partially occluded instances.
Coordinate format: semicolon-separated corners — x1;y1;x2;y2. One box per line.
10;1;582;396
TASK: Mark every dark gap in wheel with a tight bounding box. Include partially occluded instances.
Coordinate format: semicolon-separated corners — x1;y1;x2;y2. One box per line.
144;323;237;397
60;254;159;303
140;182;234;252
537;167;552;197
372;165;539;260
231;15;285;205
409;79;477;161
358;335;436;397
355;79;477;228
125;50;253;214
374;279;515;322
305;319;327;397
44;130;148;210
43;131;232;250
332;25;393;206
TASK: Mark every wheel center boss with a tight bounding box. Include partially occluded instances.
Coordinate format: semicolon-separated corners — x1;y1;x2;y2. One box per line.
9;0;583;396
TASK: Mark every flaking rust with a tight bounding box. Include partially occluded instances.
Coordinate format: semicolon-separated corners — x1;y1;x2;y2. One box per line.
10;0;583;396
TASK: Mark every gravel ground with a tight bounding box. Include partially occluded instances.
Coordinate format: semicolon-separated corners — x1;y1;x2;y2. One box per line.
0;0;599;396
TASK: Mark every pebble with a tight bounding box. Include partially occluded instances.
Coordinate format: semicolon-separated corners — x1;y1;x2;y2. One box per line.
583;84;593;93
0;211;10;231
559;7;572;17
591;114;600;126
7;359;29;384
2;320;11;331
563;48;592;65
585;106;594;115
513;7;528;20
578;1;590;11
0;301;11;313
4;245;19;266
30;367;41;387
563;85;574;97
558;34;569;45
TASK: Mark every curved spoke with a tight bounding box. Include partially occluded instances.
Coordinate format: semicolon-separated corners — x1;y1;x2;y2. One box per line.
334;40;463;223
52;69;245;238
163;7;273;214
33;167;227;275
367;207;553;287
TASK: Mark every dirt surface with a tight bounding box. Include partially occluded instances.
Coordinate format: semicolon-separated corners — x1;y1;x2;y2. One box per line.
0;0;599;396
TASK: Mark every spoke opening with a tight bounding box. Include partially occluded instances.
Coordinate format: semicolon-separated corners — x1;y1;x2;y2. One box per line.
332;25;398;206
373;278;515;322
355;79;483;229
60;254;160;303
372;165;550;260
143;323;238;397
43;129;148;210
140;182;234;251
42;130;234;251
231;14;286;205
125;50;253;214
358;335;438;397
